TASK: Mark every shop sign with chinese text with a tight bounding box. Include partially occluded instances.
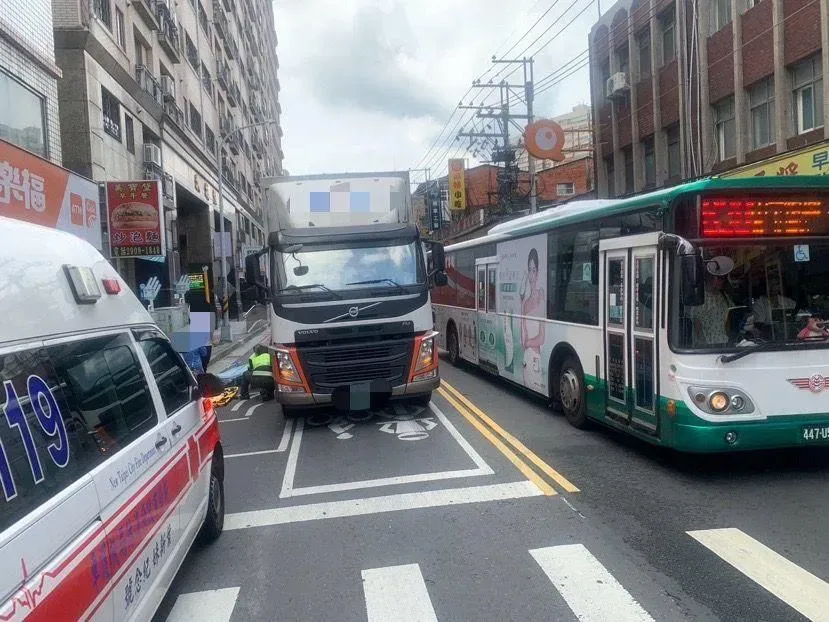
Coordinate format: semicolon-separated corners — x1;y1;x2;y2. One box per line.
0;138;102;249
106;181;164;258
448;158;467;211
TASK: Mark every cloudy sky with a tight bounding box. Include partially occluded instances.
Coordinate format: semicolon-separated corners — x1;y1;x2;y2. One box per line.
272;0;598;182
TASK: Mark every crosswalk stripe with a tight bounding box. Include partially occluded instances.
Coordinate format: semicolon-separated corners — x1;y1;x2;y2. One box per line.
688;528;829;622
530;544;654;622
362;564;438;622
165;587;240;622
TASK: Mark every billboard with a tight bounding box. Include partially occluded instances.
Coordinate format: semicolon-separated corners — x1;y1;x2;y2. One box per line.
106;180;164;258
448;158;466;211
0;138;102;249
720;140;829;178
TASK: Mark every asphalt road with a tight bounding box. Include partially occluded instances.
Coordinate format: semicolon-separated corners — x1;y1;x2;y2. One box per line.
154;355;829;621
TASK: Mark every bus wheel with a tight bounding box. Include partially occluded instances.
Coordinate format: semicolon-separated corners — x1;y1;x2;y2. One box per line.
559;355;588;429
447;325;460;366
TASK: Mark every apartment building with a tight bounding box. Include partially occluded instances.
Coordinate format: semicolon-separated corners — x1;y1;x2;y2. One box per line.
52;0;282;310
0;0;61;162
589;0;828;198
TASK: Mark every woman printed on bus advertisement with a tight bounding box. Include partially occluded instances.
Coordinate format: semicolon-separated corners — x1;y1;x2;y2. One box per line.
520;247;546;391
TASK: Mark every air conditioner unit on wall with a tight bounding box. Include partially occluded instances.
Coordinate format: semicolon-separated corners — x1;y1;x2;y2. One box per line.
143;143;162;168
606;72;630;98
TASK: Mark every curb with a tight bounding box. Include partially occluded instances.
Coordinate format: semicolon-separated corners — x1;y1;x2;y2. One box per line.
208;327;269;373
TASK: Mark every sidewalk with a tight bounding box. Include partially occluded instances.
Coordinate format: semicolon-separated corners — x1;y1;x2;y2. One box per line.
208;325;269;373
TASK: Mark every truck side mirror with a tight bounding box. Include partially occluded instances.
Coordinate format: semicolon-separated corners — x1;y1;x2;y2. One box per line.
430;242;446;272
245;252;269;303
681;253;705;306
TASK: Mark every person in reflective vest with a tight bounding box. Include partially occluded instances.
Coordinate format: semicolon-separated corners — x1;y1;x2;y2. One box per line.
240;344;274;400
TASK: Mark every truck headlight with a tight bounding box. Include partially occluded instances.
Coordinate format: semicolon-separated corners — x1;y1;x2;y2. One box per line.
275;348;304;387
410;332;438;382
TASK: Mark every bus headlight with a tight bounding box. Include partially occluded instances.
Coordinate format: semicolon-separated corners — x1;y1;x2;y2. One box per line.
709;392;729;412
687;386;754;415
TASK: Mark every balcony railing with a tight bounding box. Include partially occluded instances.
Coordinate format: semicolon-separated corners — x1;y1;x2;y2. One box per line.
224;34;238;60
135;64;162;106
212;0;228;41
216;57;229;90
156;10;181;62
227;80;240;107
164;100;185;128
133;0;158;29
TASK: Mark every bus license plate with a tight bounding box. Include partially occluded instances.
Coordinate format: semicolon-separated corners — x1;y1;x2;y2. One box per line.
802;425;829;442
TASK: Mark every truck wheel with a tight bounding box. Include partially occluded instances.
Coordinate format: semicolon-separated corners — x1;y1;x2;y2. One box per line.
447;325;460;366
198;460;224;543
558;355;589;429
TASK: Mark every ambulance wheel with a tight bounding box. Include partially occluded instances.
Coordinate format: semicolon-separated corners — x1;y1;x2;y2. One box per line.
198;460;224;543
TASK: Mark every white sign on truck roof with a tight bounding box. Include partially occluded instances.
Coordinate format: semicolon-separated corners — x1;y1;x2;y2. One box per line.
264;172;412;230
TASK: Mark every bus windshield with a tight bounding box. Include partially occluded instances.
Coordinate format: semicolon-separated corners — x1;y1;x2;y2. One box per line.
673;241;829;350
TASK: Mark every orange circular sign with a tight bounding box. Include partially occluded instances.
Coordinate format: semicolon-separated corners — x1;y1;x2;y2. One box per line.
524;119;565;161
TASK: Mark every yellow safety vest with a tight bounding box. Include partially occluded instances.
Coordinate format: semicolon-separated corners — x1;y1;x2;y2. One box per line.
250;353;273;378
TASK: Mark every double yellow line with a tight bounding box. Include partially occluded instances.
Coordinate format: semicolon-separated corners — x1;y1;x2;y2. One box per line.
437;380;579;496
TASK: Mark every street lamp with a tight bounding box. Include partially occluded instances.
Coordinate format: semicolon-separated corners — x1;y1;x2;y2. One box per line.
216;118;278;342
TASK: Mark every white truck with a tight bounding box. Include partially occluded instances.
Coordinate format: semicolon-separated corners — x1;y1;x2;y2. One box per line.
245;171;447;413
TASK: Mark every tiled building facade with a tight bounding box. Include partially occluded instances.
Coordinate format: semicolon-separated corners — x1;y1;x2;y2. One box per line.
0;0;62;163
52;0;282;310
590;0;828;198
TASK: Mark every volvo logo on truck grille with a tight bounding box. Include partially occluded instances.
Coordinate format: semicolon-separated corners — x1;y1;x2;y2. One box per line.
324;302;382;323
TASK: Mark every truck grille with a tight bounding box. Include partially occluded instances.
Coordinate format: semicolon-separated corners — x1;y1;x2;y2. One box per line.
296;338;414;393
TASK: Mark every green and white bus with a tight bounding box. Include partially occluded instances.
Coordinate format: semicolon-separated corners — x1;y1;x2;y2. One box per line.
432;176;829;452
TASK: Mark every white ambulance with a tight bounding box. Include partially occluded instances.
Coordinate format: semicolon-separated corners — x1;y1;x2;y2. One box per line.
0;217;225;621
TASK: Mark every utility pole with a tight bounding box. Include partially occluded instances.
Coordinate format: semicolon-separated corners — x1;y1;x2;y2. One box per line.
458;57;535;215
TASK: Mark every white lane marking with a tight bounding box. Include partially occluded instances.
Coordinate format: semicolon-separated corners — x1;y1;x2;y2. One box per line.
231;399;247;412
225;480;543;530
279;403;494;498
288;468;491;497
165;587;240;622
688;528;829;622
225;448;280;458
218;417;250;424
276;417;295;453
362;564;438;622
244;403;263;418
530;544;654;622
279;416;305;498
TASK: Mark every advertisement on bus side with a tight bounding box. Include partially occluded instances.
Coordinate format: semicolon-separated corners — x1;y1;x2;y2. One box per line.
497;234;550;396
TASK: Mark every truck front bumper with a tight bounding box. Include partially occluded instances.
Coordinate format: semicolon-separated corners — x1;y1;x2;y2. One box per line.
275;376;440;409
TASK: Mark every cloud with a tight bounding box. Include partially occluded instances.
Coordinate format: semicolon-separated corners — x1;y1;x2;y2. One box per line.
272;0;595;177
300;3;447;120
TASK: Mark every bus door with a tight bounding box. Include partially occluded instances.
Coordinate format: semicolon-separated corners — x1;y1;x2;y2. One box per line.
476;257;499;369
601;234;660;435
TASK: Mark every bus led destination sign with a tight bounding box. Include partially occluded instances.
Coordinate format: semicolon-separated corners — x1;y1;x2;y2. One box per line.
701;196;829;238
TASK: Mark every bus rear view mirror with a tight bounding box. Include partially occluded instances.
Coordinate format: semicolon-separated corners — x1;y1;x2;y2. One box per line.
681;253;705;306
433;272;448;287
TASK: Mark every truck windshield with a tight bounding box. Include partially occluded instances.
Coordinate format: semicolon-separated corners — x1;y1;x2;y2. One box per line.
277;240;423;293
671;241;829;350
